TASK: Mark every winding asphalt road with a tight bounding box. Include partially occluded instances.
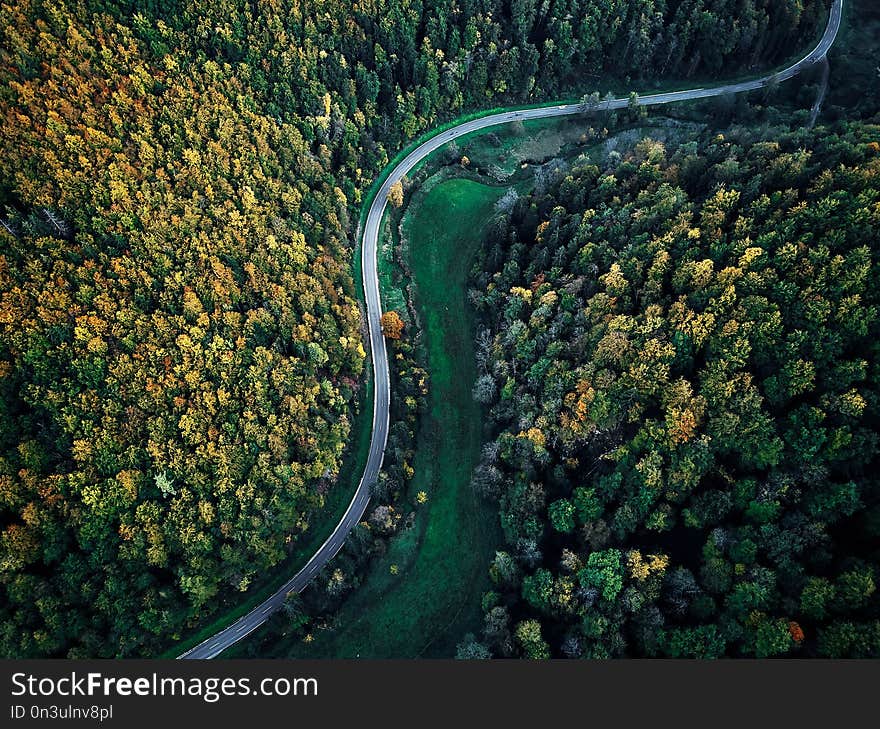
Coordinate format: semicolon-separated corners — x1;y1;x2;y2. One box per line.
178;0;843;659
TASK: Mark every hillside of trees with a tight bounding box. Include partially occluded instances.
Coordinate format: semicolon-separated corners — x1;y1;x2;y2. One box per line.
464;121;880;658
0;0;828;657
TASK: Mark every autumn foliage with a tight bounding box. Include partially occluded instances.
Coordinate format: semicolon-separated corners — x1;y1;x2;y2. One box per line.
380;310;406;339
0;0;366;658
387;180;404;208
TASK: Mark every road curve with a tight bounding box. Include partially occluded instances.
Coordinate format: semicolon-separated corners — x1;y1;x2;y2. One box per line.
178;0;842;659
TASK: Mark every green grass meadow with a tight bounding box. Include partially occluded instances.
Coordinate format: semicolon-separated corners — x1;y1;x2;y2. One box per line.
251;177;506;657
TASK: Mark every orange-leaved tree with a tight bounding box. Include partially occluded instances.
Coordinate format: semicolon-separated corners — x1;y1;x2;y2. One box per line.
387;180;404;208
380;310;405;339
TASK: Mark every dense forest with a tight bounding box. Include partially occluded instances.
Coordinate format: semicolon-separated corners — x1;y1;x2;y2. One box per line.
464;121;880;658
0;0;829;657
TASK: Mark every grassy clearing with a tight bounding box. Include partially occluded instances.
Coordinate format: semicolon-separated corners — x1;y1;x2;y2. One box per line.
459;115;704;185
262;177;506;657
377;216;409;318
457;116;585;178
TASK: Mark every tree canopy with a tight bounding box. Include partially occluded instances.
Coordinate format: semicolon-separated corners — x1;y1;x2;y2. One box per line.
469;122;880;658
0;0;831;657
